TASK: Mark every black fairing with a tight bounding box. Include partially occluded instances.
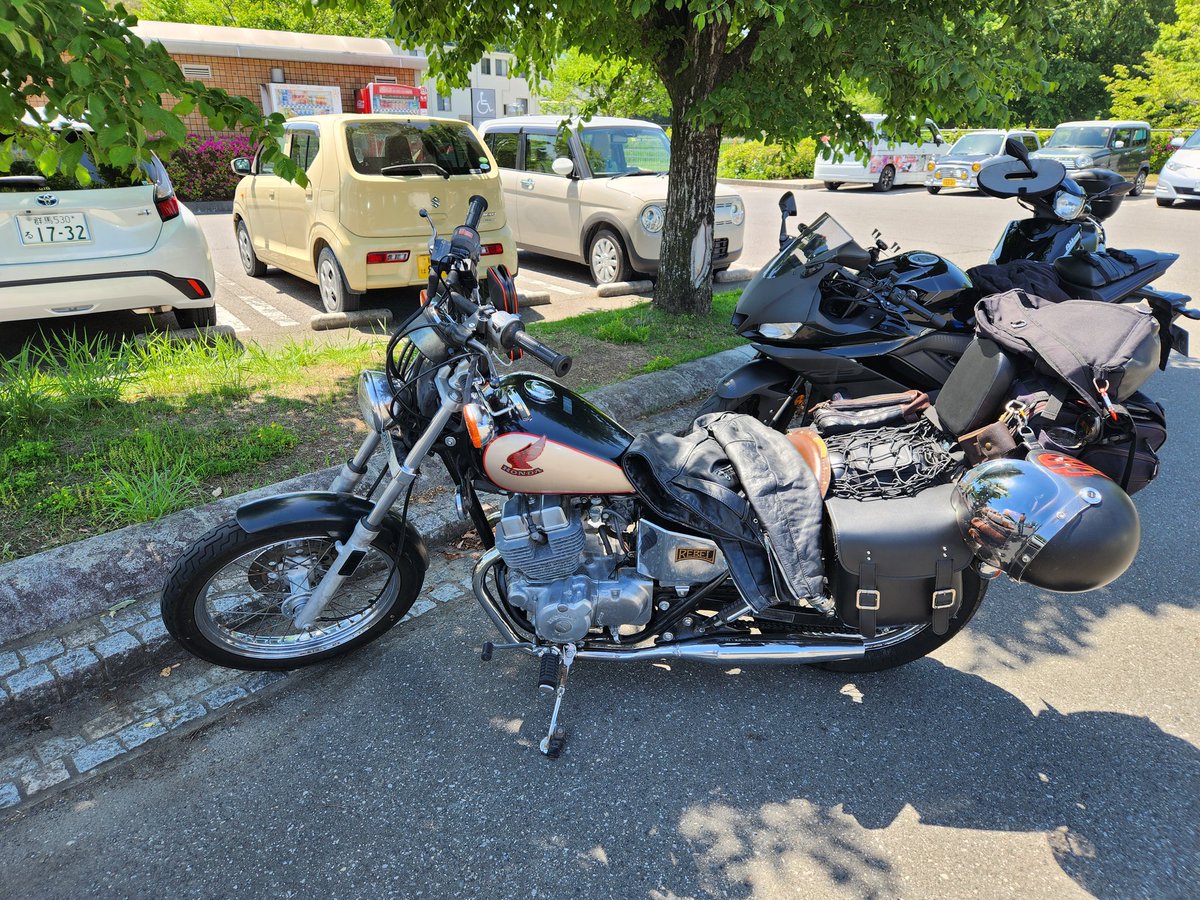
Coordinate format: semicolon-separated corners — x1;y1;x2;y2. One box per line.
992;218;1093;265
494;373;632;465
872;251;973;307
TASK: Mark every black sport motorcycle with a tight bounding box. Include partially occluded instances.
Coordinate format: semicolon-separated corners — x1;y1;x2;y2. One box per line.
159;193;1173;759
704;139;1192;428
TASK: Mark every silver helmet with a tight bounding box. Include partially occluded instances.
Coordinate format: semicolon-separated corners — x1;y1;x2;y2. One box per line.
952;448;1140;593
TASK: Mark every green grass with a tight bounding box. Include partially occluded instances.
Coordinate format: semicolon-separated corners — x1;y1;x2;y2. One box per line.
1;332;383;559
527;290;745;385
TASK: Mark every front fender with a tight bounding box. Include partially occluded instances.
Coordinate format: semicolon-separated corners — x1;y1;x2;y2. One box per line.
236;491;428;566
715;356;796;401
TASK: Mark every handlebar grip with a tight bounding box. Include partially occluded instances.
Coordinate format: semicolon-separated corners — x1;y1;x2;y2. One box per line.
465;195;488;231
513;330;572;378
891;289;948;329
448;291;477;318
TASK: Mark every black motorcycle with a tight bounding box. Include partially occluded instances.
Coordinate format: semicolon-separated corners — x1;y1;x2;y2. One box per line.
704;139;1192;428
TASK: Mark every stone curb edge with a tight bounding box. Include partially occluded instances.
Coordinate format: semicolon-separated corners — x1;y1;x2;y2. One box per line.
716;177;826;190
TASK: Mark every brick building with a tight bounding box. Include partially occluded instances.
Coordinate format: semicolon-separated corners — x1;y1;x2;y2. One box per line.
131;21;427;137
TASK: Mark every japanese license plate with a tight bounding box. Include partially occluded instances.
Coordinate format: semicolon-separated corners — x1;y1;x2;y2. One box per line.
418;254;430;278
942;178;958;187
18;212;91;245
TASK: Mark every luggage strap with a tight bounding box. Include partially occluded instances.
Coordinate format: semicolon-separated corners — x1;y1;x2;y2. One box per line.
931;557;958;635
855;558;879;639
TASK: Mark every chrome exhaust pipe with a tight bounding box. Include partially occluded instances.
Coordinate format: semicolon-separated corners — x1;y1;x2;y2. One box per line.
472;548;866;665
575;640;864;665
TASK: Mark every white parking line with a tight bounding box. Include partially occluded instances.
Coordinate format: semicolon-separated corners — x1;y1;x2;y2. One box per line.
216;275;300;328
519;275;583;297
215;304;249;332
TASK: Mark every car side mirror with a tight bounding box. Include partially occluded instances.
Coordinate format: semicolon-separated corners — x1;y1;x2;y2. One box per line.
934;135;944;146
551;156;575;177
1113;140;1125;149
1169;137;1185;149
231;157;253;176
778;191;797;217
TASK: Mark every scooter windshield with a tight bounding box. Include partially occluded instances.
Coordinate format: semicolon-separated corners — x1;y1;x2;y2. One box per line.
765;213;856;278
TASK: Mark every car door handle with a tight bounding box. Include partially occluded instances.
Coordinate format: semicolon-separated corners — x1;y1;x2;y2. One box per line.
305;190;313;200
268;190;276;200
520;179;534;190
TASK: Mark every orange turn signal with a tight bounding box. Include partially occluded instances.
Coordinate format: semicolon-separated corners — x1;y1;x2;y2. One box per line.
462;402;495;449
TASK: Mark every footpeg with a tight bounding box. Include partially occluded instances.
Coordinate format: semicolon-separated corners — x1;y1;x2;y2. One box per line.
537;652;558;695
539;643;576;759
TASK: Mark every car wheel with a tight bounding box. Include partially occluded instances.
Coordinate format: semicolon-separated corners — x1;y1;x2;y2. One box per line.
873;165;896;192
926;185;942;195
824;181;842;191
1156;197;1174;208
317;247;361;314
1130;170;1148;196
175;305;217;329
588;229;632;286
236;220;267;277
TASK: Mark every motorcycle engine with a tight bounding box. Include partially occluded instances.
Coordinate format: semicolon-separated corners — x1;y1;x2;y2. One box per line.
494;495;652;643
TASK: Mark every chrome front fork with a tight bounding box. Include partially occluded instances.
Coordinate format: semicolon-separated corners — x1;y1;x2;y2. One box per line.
329;430;381;494
292;386;461;630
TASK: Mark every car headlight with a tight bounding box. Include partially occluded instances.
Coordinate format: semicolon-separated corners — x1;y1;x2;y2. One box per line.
1074;154;1092;169
757;322;805;340
926;161;936;171
1053;189;1086;220
1165;159;1184;172
640;205;664;234
934;169;943;179
729;199;745;226
971;162;982;172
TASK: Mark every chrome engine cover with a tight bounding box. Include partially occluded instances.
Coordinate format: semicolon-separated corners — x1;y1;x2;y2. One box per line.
497;496;653;643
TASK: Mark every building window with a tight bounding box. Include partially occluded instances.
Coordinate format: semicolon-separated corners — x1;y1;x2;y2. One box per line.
480;58;491;76
180;64;212;79
373;74;398;84
495;58;507;77
437;94;452;112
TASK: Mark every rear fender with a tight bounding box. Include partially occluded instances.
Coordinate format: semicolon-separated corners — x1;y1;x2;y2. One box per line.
235;491;428;567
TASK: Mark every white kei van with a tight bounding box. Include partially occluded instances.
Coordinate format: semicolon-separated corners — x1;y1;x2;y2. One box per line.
814;114;947;192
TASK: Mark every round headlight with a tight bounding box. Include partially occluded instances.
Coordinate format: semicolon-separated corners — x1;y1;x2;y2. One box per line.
1074;154;1092;169
934;169;943;179
971;162;982;172
1053;189;1086;220
640;205;665;234
926;161;935;171
730;200;745;226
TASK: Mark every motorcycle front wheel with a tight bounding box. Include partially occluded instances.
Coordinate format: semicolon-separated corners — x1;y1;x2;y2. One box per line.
162;519;424;671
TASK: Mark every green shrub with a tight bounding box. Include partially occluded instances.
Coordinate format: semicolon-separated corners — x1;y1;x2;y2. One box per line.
718;139;817;180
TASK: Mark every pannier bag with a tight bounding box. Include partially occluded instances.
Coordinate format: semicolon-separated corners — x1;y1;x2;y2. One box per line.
825;483;975;637
1077;392;1166;495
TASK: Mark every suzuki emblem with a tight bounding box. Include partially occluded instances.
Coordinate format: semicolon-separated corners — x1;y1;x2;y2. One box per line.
36;193;59;207
430;196;441;209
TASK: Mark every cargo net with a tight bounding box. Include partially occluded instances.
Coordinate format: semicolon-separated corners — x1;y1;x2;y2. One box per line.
824;419;959;501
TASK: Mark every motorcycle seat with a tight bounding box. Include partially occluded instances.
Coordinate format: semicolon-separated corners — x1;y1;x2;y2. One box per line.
930;338;1017;437
1055;249;1166;290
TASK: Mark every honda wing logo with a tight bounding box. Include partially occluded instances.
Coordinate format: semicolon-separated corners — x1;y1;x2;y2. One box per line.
36;194;59;207
501;435;546;477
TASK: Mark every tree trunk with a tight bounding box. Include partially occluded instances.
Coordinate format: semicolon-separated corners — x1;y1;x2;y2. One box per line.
654;113;722;314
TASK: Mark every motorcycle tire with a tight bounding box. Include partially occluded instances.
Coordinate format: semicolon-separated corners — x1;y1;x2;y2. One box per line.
818;570;987;673
161;518;424;671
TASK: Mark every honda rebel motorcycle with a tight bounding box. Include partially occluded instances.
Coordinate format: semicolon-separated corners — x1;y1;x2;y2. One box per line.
704;139;1193;428
161;195;1172;759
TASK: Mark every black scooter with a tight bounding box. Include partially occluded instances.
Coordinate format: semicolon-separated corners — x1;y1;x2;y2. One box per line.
704;139;1192;428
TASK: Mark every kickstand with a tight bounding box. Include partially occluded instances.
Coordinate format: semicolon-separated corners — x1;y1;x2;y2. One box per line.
539;643;576;759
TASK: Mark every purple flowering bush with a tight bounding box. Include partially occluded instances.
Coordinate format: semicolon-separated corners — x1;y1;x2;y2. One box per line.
164;134;255;202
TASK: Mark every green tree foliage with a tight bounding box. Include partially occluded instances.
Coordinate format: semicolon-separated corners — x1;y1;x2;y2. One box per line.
336;0;1049;313
1;0;293;185
1103;0;1200;127
1008;0;1176;125
140;0;395;38
539;49;670;123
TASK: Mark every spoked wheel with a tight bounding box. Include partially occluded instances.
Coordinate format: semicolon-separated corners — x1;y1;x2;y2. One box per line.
162;520;424;670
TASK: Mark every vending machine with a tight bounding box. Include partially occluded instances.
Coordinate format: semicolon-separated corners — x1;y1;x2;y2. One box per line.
355;83;429;115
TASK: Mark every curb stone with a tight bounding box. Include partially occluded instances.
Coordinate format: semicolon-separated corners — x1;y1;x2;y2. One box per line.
0;348;733;734
716;177;825;191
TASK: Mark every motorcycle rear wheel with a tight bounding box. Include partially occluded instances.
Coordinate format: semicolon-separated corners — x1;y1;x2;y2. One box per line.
162;519;423;671
818;571;987;672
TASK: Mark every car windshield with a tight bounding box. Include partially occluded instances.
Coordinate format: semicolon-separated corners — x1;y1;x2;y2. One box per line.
579;126;671;176
767;213;857;277
1046;126;1111;149
345;121;490;176
950;133;1005;156
1183;130;1200;150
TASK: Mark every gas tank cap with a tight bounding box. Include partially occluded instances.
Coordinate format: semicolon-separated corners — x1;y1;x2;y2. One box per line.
906;252;940;266
524;379;555;403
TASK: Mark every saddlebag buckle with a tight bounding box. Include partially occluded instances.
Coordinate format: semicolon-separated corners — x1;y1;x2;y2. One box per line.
855;589;881;611
932;588;957;610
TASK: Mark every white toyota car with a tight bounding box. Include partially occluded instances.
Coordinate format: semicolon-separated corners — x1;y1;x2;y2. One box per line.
0;130;216;328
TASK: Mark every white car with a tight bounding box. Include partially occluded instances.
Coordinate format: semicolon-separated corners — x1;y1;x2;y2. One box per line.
480;116;744;285
0;137;216;327
1155;130;1200;208
814;114;947;192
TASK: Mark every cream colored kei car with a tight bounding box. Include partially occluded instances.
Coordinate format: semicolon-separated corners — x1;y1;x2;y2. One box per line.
231;114;517;312
479;116;744;285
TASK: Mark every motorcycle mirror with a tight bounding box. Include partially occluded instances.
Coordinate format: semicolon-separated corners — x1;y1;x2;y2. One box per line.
1004;137;1034;174
778;191;797;218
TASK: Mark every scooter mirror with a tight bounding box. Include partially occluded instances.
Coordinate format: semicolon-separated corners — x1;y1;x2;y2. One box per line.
1004;137;1034;174
779;191;797;217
